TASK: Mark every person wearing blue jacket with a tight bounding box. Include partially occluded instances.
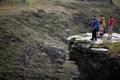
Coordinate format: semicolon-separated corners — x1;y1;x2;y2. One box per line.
90;17;99;41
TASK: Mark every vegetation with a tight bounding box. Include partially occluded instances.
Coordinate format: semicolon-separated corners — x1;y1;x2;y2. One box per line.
0;0;120;80
69;40;120;80
94;42;120;54
112;0;120;7
0;7;80;80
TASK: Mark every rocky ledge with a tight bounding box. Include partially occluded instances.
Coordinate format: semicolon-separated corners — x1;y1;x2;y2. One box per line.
68;39;120;80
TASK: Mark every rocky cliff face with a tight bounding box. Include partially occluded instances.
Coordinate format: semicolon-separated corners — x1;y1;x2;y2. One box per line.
69;40;120;80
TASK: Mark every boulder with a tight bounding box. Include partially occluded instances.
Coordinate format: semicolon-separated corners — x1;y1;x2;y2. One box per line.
39;42;67;64
56;58;64;65
68;40;120;80
91;48;109;59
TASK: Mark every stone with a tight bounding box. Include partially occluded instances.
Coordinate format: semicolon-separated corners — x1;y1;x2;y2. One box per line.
56;59;64;65
109;54;120;61
68;40;120;80
91;48;108;53
24;55;29;66
67;33;120;45
91;48;109;59
40;42;67;64
26;47;33;59
51;46;59;58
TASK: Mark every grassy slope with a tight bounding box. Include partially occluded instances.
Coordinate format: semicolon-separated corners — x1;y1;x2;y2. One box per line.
0;0;120;80
112;0;120;6
0;1;82;80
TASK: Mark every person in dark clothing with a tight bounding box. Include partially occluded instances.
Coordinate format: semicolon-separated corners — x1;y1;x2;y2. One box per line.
90;18;99;41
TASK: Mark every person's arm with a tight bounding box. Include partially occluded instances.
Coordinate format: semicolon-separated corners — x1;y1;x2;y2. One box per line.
93;25;96;30
93;21;97;30
92;21;95;30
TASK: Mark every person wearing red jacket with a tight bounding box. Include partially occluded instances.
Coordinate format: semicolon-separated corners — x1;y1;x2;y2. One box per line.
108;16;115;40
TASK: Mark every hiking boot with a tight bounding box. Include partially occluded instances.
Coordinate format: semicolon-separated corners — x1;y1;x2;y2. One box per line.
90;39;94;41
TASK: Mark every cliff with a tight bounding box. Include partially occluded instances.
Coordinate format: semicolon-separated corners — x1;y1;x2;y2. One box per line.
69;39;120;80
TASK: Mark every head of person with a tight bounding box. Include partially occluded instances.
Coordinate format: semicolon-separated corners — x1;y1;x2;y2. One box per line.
110;16;113;18
91;18;94;22
97;15;100;18
101;15;104;17
93;16;96;19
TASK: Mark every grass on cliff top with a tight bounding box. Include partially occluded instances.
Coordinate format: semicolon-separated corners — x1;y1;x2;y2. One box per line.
94;42;120;54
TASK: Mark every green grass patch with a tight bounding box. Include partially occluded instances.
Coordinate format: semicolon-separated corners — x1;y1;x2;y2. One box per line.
27;0;38;3
95;42;120;54
112;0;120;7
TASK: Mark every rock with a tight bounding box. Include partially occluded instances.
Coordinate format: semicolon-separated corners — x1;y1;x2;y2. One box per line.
58;49;67;61
91;48;108;53
26;46;33;59
109;54;120;61
50;46;59;58
68;40;120;80
39;42;67;64
91;48;109;59
41;52;47;56
56;59;64;65
24;55;29;66
67;33;120;45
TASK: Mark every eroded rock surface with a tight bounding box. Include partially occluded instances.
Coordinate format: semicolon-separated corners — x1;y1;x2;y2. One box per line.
69;40;120;80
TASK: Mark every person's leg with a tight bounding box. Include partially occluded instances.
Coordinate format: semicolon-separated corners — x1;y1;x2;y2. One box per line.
102;26;104;34
100;24;103;34
108;26;112;40
96;27;99;38
108;26;110;38
104;27;106;33
99;24;103;37
96;31;98;38
91;30;94;40
93;29;96;41
110;26;113;39
95;29;97;41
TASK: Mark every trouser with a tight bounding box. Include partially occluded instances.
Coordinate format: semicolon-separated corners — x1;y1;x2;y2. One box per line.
92;28;97;40
99;24;103;32
108;26;113;34
108;26;113;38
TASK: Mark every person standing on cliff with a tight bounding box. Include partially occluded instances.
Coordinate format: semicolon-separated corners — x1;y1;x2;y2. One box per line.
90;17;99;41
108;16;115;40
101;15;106;34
